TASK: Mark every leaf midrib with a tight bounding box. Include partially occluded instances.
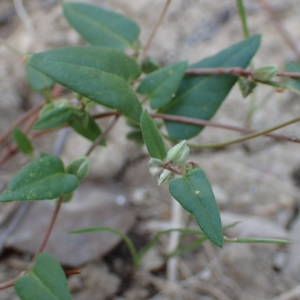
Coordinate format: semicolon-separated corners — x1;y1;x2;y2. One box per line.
176;44;253;104
184;171;221;239
67;5;131;48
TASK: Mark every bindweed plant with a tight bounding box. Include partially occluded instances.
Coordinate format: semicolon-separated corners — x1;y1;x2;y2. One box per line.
0;1;298;298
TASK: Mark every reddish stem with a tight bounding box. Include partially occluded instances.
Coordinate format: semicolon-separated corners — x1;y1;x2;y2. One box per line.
0;103;42;145
33;197;64;259
186;67;300;79
0;277;18;290
65;268;81;277
152;113;300;143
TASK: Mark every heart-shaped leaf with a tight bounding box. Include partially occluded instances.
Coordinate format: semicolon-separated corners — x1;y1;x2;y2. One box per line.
162;35;261;139
169;168;223;247
140;111;166;159
15;253;72;300
0;155;79;202
28;47;142;122
63;2;140;51
138;61;188;109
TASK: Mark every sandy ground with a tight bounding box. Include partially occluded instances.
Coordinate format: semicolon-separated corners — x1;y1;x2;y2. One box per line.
0;0;300;299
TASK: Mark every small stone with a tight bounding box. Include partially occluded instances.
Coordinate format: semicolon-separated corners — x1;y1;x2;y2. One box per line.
140;248;164;271
6;182;136;266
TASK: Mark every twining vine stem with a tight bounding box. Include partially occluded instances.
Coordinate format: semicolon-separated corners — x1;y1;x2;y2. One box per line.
188;116;300;149
0;112;121;290
152;113;300;144
186;67;300;79
1;107;299;166
33;196;64;260
85;115;119;156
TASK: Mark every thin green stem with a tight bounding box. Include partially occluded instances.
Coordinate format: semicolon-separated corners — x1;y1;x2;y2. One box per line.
236;0;250;37
224;237;290;244
236;0;253;125
136;228;203;265
189;117;300;149
71;227;139;267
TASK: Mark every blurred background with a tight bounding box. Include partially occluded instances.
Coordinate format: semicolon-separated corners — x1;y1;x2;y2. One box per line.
0;1;300;299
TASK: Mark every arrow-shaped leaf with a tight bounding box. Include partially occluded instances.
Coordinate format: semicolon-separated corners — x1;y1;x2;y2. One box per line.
15;253;72;300
169;168;223;247
0;155;79;202
162;35;261;139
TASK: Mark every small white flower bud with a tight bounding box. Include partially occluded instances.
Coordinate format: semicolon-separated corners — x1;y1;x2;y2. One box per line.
148;158;163;167
254;65;278;81
158;169;174;185
166;140;190;166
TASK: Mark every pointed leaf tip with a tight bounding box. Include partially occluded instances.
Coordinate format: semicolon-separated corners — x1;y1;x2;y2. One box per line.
63;2;140;50
169;168;223;247
163;35;261;140
140;111;166;159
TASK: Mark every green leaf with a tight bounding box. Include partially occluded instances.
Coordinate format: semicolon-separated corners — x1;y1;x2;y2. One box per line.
68;111;102;142
127;130;144;144
169;168;223;247
33;106;75;130
63;2;140;51
141;57;160;74
0;154;79;202
238;77;257;98
28;47;142;122
70;227;139;266
67;157;89;181
15;253;72;300
138;61;188;109
162;35;261;139
253;64;278;81
284;61;300;92
13;128;34;155
28;46;140;82
26;62;54;92
140;111;166;159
